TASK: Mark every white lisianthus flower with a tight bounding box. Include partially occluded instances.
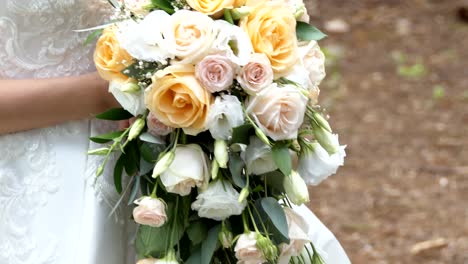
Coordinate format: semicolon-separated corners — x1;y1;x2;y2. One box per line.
117;11;172;62
132;196;167;227
283;171;310;205
213;20;254;66
108;80;145;116
234;232;266;264
242;136;277;175
273;0;309;23
246;83;308;141
163;10;218;64
237;53;274;95
191;180;246;221
298;141;346;185
160;144;210;196
278;207;311;264
195;54;238;93
299;40;326;87
122;0;152;16
206;95;244;140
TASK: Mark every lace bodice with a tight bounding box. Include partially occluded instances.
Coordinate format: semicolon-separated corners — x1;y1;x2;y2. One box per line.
0;1;130;264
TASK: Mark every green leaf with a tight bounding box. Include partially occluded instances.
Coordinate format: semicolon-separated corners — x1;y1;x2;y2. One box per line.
223;9;234;24
83;29;103;46
201;225;221;264
185;246;202;264
231;124;253;144
140;157;155;177
186;220;208;245
124;142;139;176
296;22;327;41
229;153;246;188
272;144;292;177
95;108;134;120
90;130;124;144
114;154;125;194
150;0;175;14
139;142;165;163
261;197;289;242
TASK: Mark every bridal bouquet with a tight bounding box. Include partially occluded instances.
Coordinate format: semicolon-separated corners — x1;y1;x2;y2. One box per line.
89;0;345;263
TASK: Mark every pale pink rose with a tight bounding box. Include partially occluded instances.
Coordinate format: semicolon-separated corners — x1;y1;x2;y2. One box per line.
133;197;168;227
137;258;157;264
237;53;274;95
246;83;308;141
234;232;266;264
195;54;238;93
147;112;174;136
278;207;311;263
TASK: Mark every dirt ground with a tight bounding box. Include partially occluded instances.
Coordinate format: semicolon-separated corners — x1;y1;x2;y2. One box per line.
304;0;468;263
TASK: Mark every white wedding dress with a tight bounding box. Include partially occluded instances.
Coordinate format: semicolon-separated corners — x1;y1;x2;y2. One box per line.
0;1;350;263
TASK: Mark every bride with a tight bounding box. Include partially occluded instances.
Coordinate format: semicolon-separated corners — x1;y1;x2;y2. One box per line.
0;0;350;263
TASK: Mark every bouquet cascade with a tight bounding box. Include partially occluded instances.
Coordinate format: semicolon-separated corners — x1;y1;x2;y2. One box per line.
89;0;346;263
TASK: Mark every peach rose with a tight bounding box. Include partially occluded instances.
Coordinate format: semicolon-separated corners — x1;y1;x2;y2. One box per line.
186;0;235;16
246;83;307;140
240;0;299;77
133;196;167;227
145;65;213;135
94;27;133;82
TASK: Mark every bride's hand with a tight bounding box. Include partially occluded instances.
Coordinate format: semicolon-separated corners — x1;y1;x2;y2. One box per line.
0;72;123;134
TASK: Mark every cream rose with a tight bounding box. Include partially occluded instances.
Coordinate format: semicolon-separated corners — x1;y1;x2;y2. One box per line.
147;112;174;136
160;144;210;196
163;10;217;64
240;1;299;77
299;40;326;87
195;54;237;93
234;232;266;263
191;180;246;221
237;53;274;95
186;0;234;16
94;27;133;82
145;65;213;136
133;196;168;227
246;83;307;141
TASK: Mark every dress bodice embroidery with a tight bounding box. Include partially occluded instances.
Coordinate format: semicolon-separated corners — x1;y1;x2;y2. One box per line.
0;1;121;263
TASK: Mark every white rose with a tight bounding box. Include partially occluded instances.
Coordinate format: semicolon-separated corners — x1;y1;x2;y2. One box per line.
234;232;266;264
242;136;277;175
133;196;168;227
298;141;346;185
191;180;247;221
246;83;308;141
299;41;326;87
213;20;253;66
109;80;146;116
206;95;244;140
117;11;172;62
163;10;217;64
123;0;152;16
195;54;238;93
160;144;210;196
278;207;311;264
237;53;274;95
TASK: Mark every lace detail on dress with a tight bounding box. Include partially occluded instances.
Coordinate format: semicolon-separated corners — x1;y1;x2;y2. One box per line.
0;0;109;79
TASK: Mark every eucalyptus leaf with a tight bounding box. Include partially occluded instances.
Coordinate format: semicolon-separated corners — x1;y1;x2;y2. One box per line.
296;22;327;41
201;225;221;264
186;220;208;245
185;246;202;264
229;153;246;188
139;142;165;163
261;197;289;242
95;108;134;120
272;144;292;177
90;130;124;144
231;124;253;144
127;175;140;206
139;132;166;144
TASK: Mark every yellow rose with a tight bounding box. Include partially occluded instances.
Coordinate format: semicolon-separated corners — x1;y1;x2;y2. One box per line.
240;1;299;77
94;27;133;82
186;0;235;16
145;65;213;135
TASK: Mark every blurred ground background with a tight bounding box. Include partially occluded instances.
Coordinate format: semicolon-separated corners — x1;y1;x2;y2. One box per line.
304;0;468;263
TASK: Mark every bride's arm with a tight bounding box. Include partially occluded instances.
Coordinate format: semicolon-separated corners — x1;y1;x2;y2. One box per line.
0;72;119;134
